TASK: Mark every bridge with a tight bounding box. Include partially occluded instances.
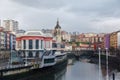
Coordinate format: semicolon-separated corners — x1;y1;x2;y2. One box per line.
65;50;94;56
65;50;94;60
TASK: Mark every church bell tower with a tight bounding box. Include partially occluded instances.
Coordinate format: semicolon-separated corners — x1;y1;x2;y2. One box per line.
53;19;62;43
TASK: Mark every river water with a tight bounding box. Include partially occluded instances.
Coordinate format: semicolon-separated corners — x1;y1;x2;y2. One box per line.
4;60;118;80
21;61;107;80
62;61;106;80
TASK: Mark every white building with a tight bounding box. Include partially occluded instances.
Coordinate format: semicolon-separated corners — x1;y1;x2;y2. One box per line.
117;31;120;49
3;20;18;33
0;20;1;26
84;33;97;37
16;31;53;62
62;31;71;42
0;31;5;49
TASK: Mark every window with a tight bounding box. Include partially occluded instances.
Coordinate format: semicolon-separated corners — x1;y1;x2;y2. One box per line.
23;40;26;49
36;40;39;49
36;51;39;57
29;40;33;49
22;51;25;57
52;43;57;48
29;51;33;57
44;58;55;63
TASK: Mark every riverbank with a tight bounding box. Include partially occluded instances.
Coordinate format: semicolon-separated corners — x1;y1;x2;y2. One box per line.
67;52;120;71
2;60;108;80
79;53;120;71
1;59;68;80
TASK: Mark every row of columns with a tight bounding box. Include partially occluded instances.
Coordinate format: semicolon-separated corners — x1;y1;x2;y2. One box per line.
21;40;52;50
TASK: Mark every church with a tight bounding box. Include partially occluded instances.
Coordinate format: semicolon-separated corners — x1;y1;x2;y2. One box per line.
53;19;62;43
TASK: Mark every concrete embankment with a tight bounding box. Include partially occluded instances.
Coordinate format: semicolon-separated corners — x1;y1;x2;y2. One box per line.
67;52;120;71
1;59;68;80
80;53;120;71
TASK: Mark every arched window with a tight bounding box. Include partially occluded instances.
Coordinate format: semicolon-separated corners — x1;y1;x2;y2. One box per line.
36;51;39;57
22;51;25;57
21;51;25;58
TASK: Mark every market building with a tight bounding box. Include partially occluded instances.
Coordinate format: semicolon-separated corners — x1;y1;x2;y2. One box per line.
16;31;53;61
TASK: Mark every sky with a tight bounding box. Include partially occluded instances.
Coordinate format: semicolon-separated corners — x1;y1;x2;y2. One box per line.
0;0;120;33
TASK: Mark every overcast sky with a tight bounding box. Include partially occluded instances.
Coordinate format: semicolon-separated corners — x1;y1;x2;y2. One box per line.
0;0;120;33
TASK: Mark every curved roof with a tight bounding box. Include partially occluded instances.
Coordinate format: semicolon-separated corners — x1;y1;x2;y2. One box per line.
45;33;53;37
24;31;45;36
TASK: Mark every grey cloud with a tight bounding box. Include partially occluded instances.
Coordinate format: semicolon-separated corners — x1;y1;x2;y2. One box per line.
1;0;120;33
12;0;120;17
12;0;66;9
67;0;120;17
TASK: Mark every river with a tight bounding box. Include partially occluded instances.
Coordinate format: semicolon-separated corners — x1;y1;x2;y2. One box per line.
63;61;106;80
3;60;119;80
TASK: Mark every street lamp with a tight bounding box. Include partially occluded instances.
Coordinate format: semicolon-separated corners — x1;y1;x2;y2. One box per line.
98;47;101;80
106;48;109;80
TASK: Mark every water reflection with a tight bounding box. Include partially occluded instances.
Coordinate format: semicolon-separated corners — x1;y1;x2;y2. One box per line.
16;68;67;80
29;61;105;80
5;61;108;80
65;61;105;80
54;68;66;80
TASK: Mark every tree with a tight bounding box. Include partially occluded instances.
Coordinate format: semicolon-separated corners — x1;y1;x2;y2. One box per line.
75;42;80;46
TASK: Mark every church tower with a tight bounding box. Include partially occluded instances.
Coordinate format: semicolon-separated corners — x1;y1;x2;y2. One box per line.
53;19;62;43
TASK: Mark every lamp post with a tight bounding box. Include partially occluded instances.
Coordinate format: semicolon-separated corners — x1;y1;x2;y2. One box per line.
98;47;101;80
106;48;109;80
